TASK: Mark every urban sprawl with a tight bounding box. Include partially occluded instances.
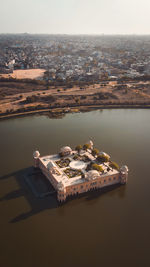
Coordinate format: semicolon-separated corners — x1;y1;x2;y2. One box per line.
1;34;150;82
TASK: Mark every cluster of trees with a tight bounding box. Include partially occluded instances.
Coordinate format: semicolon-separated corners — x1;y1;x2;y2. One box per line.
75;145;82;153
97;154;110;163
96;92;118;100
92;163;104;172
74;144;119;172
83;144;91;150
24;94;56;104
75;143;92;152
92;148;99;156
75;145;109;162
109;161;119;170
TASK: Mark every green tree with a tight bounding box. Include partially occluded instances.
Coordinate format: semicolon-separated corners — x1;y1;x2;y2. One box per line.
97;154;109;163
75;145;82;153
92;164;104;172
83;143;91;151
92;148;99;157
109;161;119;170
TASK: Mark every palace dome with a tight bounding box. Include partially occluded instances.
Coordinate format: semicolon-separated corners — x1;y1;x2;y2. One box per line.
60;146;72;154
120;165;129;173
33;150;40;158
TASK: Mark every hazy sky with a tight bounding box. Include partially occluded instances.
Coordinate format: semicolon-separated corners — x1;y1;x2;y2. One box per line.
0;0;150;34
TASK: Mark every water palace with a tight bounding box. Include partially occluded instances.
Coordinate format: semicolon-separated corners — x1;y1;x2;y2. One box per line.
33;141;128;202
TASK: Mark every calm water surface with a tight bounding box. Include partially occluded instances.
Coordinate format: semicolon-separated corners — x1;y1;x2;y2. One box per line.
0;109;150;267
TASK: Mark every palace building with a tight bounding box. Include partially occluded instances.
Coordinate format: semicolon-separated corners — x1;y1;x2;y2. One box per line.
33;141;128;202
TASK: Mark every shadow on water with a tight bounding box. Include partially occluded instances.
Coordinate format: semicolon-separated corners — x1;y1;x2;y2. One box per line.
0;167;59;223
0;188;24;201
0;167;126;223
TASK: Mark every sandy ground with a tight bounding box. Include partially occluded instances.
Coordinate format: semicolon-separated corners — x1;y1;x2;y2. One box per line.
0;80;150;115
0;69;46;80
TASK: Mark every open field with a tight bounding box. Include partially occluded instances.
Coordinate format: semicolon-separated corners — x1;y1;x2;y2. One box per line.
0;69;46;80
0;79;150;118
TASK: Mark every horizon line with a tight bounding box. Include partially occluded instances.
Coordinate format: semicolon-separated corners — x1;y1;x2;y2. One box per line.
0;32;150;36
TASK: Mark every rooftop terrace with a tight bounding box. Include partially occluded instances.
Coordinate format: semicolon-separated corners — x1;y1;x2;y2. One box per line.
39;145;119;188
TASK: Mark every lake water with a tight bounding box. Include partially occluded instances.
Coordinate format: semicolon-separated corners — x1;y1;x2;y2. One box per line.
0;109;150;267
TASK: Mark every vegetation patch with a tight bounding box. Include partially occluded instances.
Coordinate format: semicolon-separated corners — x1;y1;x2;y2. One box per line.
83;143;91;150
96;92;118;100
109;161;119;170
97;154;109;163
92;163;104;172
73;154;80;160
75;145;82;153
73;154;89;162
92;148;99;156
64;168;82;178
55;158;71;168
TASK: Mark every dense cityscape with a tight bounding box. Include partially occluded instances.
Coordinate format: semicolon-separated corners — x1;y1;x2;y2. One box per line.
1;34;150;82
0;34;150;117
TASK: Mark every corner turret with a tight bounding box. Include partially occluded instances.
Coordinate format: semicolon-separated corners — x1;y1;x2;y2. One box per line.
33;150;40;168
120;165;129;184
57;181;66;202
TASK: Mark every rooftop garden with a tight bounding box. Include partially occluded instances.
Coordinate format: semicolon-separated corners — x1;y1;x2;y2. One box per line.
85;162;104;172
73;154;89;162
55;158;71;168
64;168;82;178
54;143;120;178
75;143;92;152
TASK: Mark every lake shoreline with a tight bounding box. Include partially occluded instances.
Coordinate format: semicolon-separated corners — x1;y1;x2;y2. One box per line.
1;79;150;120
0;103;150;120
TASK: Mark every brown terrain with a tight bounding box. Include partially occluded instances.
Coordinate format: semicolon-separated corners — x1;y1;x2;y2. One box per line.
0;69;46;80
0;77;150;119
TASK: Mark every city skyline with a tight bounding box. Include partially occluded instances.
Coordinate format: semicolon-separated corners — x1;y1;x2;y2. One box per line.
1;0;150;35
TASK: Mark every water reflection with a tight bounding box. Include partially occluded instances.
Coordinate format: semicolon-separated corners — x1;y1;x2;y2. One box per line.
0;168;58;223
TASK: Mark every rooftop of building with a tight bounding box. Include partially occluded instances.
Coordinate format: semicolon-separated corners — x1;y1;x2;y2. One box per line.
39;146;119;188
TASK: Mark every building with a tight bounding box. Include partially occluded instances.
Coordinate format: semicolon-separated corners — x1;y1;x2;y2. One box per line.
33;142;128;202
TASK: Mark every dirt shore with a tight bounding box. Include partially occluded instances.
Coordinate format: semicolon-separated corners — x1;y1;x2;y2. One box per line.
0;104;150;121
0;79;150;120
